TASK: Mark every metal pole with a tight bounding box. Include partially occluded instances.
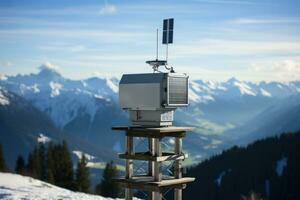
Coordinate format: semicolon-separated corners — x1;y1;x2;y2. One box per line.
156;29;159;61
166;44;168;63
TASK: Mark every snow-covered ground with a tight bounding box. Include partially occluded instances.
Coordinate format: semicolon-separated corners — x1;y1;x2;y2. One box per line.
0;172;135;200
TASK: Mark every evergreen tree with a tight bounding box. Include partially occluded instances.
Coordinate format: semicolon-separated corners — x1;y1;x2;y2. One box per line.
75;154;90;193
15;155;26;175
52;141;74;190
0;143;7;172
39;143;47;181
46;142;55;184
26;146;41;178
96;161;122;198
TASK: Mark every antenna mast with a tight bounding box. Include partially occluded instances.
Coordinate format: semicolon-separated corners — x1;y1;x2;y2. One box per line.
146;18;175;73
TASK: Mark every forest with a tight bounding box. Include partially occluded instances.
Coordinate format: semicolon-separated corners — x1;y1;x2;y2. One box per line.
183;131;300;200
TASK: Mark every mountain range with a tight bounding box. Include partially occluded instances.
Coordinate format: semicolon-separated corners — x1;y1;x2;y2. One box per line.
0;65;300;171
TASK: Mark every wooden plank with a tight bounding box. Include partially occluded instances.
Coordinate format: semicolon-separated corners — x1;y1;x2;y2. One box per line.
119;152;185;162
112;126;194;133
150;177;195;187
115;177;195;191
126;130;186;138
115;176;194;192
112;126;194;138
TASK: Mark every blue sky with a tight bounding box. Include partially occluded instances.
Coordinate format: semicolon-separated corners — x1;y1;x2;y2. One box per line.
0;0;300;82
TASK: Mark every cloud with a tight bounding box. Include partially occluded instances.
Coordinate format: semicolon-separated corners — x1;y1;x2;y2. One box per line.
174;39;300;57
251;59;300;81
194;0;259;5
228;18;300;25
39;62;59;71
0;61;12;67
40;43;86;53
99;4;117;15
0;29;149;44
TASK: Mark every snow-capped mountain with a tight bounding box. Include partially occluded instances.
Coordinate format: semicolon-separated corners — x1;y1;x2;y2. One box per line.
1;65;119;128
1;65;300;168
2;66;300;129
0;172;133;200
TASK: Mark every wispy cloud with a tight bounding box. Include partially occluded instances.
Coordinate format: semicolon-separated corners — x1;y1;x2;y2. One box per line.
39;43;86;53
0;29;150;43
228;18;300;25
193;0;260;5
0;61;13;68
174;39;300;57
251;59;300;81
99;4;117;15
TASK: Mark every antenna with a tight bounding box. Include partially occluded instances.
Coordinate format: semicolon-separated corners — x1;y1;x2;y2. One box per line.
146;18;175;73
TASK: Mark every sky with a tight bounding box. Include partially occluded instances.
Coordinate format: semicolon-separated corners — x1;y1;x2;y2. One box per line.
0;0;300;82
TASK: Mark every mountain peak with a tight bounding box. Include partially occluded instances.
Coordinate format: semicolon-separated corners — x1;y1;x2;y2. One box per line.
227;77;240;84
38;63;62;79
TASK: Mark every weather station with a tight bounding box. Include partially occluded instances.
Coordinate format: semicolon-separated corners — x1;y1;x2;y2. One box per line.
112;18;195;200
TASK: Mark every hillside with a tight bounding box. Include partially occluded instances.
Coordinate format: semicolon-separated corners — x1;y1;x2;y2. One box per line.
183;131;300;200
0;172;130;200
0;88;117;170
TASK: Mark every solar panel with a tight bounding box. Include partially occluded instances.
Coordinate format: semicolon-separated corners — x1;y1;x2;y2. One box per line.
163;19;168;31
162;18;174;44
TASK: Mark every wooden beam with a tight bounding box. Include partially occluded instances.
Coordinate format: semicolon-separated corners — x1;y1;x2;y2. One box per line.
126;130;186;138
115;176;195;192
112;126;195;138
112;126;194;132
119;152;185;162
154;138;162;182
148;138;155;200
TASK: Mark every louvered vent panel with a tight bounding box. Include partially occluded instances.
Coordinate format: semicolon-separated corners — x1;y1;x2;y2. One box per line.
168;76;188;105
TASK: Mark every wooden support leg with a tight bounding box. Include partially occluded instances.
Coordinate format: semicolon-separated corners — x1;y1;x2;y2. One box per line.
148;138;155;200
125;135;134;200
153;138;162;200
174;138;182;200
154;191;162;200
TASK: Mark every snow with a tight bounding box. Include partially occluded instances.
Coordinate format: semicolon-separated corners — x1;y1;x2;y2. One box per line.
37;133;51;144
168;138;175;145
0;74;7;81
106;78;118;93
0;89;10;106
233;81;256;96
20;84;40;94
188;88;201;102
190;81;203;93
0;172;127;200
276;157;287;176
49;81;63;97
260;88;271;97
73;150;96;161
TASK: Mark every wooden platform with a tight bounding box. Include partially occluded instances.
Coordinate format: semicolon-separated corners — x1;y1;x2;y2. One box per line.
119;151;186;162
112;126;194;138
115;176;195;192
